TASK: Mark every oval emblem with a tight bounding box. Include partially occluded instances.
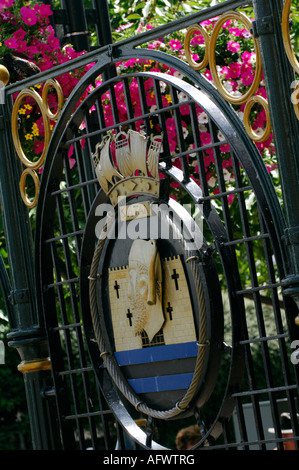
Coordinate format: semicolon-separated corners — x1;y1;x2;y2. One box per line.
86;130;224;419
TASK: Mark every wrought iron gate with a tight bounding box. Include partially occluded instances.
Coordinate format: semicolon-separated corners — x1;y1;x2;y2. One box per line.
0;0;298;451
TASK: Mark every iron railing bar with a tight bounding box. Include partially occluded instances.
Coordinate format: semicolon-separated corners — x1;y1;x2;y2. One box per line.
234;397;250;450
198;435;299;450
122;76;137;131
238;333;289;344
63;409;114;420
235;282;282;295
53;192;82;321
64;99;200;145
189;101;210;198
210;120;234;240
223;233;270;246
62;154;84;261
153;78;172;167
49;240;85;432
45;230;85;244
198;185;252;202
72;139;91;219
52;322;83;331
231;148;280;437
259;216;296;392
169;84;190;181
47;277;79;289
108;82;121;128
59;366;93;375
136;75;152;137
82;115;102;204
51;179;98;196
231;384;298;398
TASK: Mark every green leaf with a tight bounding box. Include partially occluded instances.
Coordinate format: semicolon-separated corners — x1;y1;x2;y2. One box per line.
126;13;142;20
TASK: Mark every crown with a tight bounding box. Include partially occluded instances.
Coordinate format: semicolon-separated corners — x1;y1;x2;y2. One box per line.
92;129;163;206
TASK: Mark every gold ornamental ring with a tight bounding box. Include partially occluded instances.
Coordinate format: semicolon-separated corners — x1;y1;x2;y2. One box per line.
243;95;272;143
11;88;51;170
282;0;299;75
42;78;64;121
19;168;40;208
184;24;210;71
209;11;262;105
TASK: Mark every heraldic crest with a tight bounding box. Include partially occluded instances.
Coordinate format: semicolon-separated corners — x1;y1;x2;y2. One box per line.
86;128;223;420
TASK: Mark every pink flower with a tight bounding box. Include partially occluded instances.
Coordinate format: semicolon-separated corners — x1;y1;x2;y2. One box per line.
229;27;242;37
201;132;212;146
256;87;267;99
241;28;251;39
0;0;15;10
191;34;204;46
34;3;53;21
15;28;27;40
229;63;241;79
227;40;240;53
241;51;253;62
222;20;232;29
4;36;18;49
241;72;254;86
169;39;182;50
204;69;213;81
28;45;40;56
16;41;28;54
221;66;231;79
21;6;38;26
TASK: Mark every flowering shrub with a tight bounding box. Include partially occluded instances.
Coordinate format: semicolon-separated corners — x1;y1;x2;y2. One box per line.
110;18;277;201
0;0;89;167
0;1;277;204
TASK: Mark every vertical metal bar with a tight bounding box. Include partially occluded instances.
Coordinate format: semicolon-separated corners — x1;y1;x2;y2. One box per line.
92;0;117;80
0;98;60;449
252;0;299;324
60;0;90;52
92;0;113;48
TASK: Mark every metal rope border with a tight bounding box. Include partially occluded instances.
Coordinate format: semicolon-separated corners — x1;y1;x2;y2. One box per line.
89;208;209;420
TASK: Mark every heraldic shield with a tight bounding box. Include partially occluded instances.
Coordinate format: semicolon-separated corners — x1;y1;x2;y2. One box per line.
83;128;224;421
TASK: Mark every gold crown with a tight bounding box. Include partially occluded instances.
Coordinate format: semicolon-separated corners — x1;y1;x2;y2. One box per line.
92;129;163;206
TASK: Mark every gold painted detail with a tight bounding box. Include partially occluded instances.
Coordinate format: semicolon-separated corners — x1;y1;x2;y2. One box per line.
0;65;10;86
295;315;299;327
244;95;271;143
92;130;163;206
184;11;271;141
17;357;52;374
11;79;64;208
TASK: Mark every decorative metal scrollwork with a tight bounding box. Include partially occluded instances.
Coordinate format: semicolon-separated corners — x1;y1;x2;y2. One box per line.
184;10;271;142
11;79;64;208
282;0;299;74
282;0;299;120
184;24;210;71
244;95;271;142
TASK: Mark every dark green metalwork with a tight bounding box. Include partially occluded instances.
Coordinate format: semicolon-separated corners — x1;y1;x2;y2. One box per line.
252;1;299;324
